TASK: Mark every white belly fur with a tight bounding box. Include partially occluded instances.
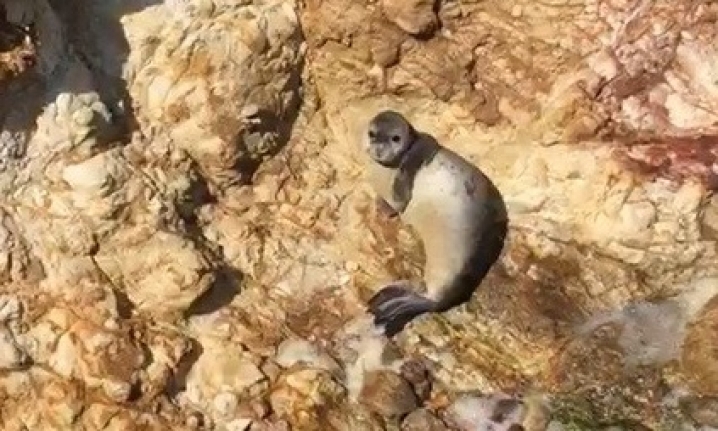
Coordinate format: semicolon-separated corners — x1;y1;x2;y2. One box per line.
368;150;491;302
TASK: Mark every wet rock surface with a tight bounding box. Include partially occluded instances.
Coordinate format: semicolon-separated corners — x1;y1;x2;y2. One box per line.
0;0;717;430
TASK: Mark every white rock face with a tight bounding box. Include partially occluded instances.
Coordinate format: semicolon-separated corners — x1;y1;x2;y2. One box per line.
0;327;27;370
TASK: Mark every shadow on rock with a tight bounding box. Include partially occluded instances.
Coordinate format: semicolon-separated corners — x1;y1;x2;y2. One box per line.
0;0;161;149
165;336;204;398
184;266;243;317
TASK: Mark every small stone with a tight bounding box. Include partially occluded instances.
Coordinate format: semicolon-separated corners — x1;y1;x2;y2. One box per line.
236;398;271;420
102;379;133;402
359;370;419;419
269;367;345;425
402;409;449;431
400;359;432;402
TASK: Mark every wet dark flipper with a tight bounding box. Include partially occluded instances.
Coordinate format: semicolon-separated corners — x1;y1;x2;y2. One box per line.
367;282;411;312
367;284;435;337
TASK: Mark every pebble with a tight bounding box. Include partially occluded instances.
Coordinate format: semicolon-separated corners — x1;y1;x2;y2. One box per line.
402;409;449;431
359;370;419;419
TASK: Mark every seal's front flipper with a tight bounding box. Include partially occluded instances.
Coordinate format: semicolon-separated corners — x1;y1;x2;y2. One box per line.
367;284;435;337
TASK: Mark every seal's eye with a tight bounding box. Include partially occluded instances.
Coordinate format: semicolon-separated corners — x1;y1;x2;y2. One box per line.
368;130;376;139
391;135;401;143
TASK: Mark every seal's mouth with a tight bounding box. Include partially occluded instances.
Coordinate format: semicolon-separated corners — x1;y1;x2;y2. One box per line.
366;140;402;168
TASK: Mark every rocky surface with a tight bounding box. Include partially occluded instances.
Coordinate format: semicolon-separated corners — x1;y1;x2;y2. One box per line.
0;0;717;430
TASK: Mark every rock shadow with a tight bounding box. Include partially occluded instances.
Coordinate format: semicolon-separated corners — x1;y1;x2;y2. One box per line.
165;335;204;398
184;266;243;317
0;0;161;152
112;286;135;319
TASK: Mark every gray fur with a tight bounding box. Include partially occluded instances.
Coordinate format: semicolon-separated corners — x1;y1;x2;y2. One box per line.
364;110;509;337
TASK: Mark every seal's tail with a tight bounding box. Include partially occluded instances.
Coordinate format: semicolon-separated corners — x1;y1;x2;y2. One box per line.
367;281;435;337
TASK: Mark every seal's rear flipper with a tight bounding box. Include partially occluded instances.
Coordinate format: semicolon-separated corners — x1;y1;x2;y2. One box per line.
367;283;435;337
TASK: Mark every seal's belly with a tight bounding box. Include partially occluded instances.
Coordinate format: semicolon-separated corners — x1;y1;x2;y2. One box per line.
403;163;485;298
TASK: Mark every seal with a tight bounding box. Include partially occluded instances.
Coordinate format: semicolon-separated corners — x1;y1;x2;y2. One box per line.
363;110;509;337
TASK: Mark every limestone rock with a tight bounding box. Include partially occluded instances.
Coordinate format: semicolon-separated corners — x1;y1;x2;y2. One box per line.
0;326;27;370
1;0;718;427
185;342;266;409
381;0;438;36
680;294;718;397
359;369;419;419
125;0;304;187
402;409;449;431
268;366;346;427
94;231;216;318
45;318;145;402
400;359;433;402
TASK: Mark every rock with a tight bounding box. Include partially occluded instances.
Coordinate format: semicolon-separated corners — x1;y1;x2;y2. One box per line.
185;343;266;409
94;232;216;319
402;409;449;431
275;338;341;373
681;396;718;427
61;152;113;193
381;0;438;36
213;391;239;419
268;366;346;427
2;0;718;427
0;327;27;370
400;359;432;402
127;0;304;187
0;296;22;323
45;320;145;402
359;370;419;419
236;399;270;422
142;330;194;399
325;404;386;431
680;294;718;397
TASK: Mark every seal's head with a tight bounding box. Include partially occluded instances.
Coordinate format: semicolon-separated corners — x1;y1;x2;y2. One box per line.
365;110;416;167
